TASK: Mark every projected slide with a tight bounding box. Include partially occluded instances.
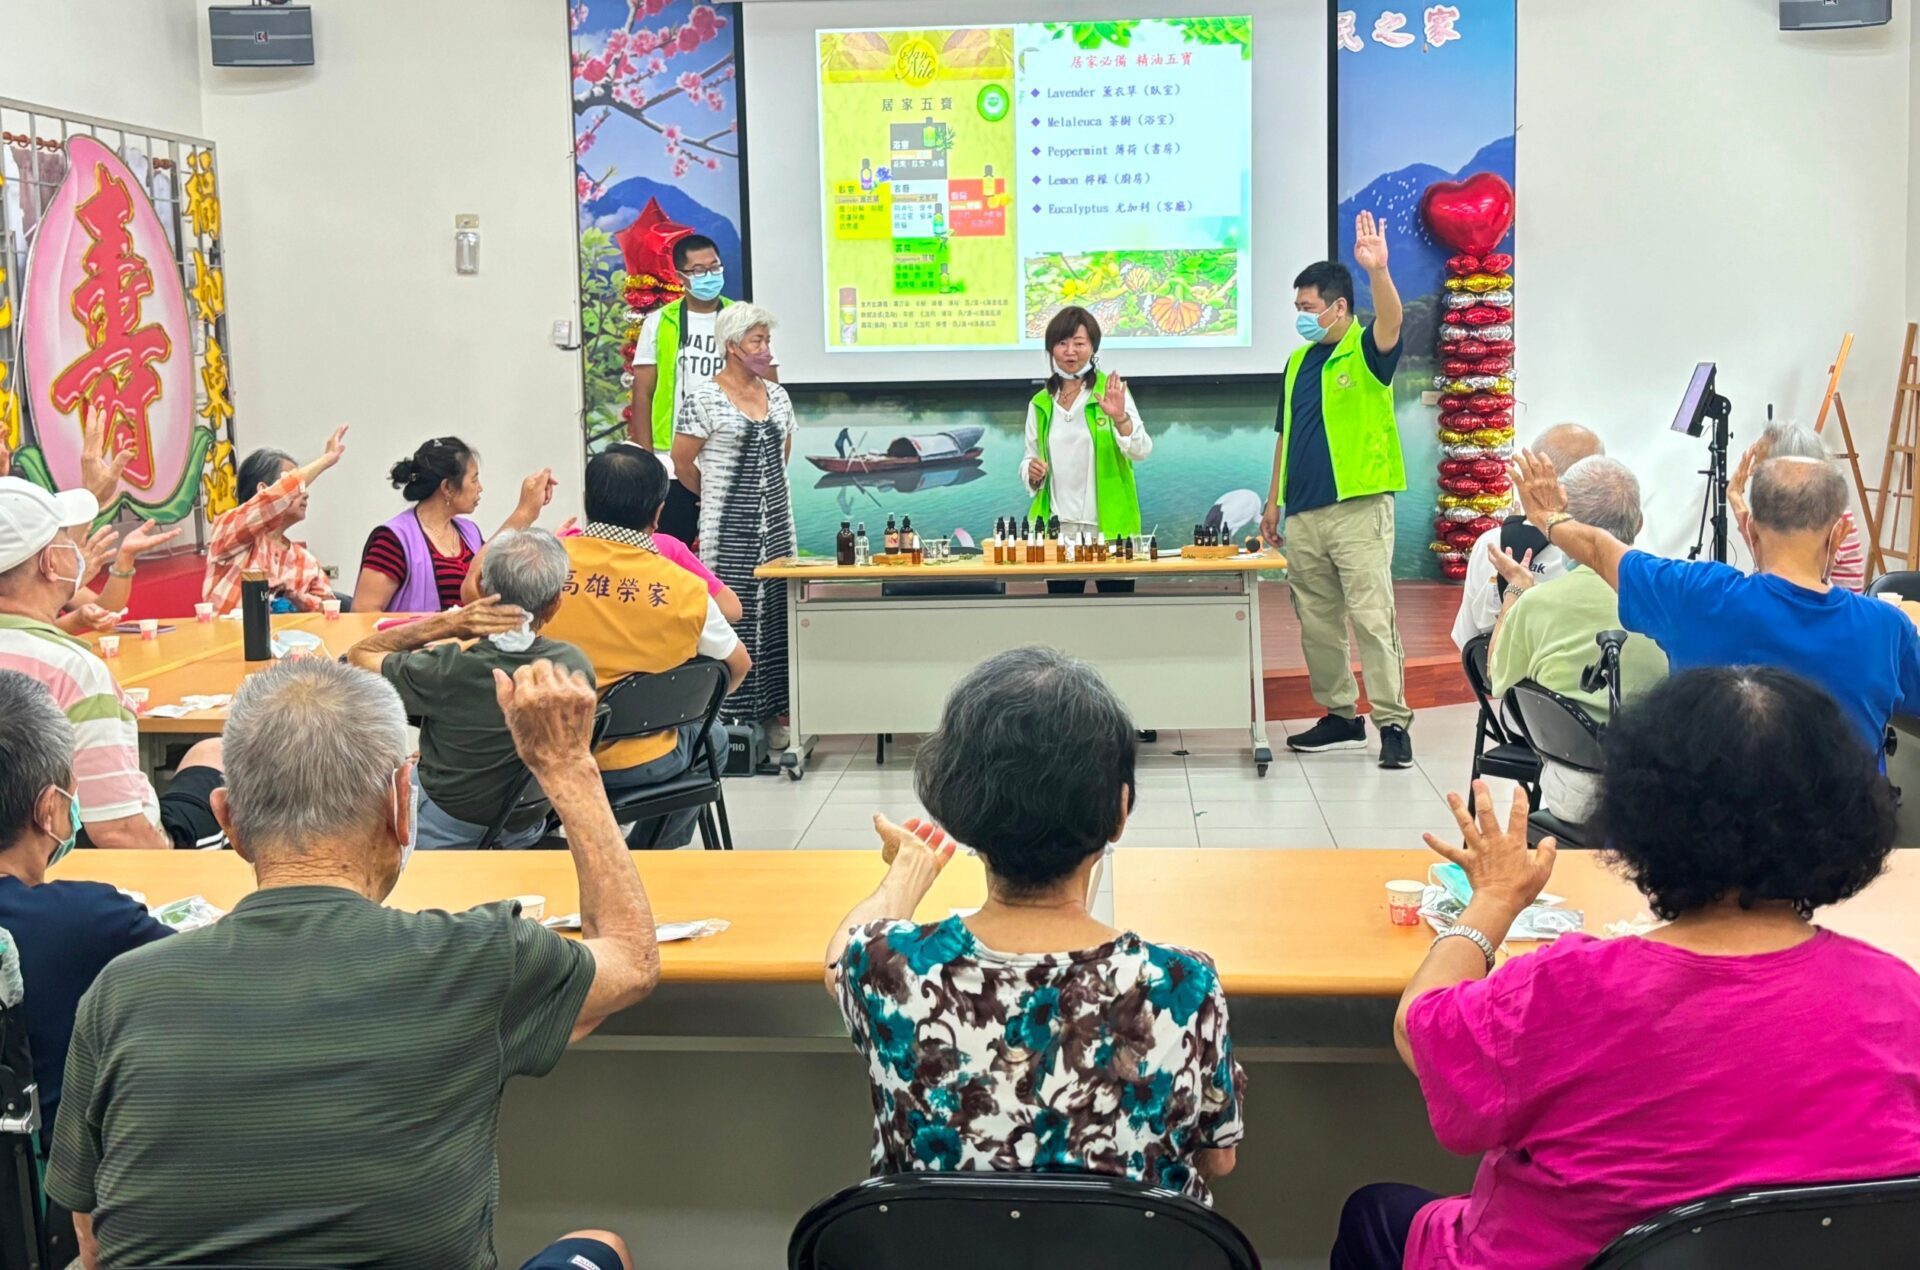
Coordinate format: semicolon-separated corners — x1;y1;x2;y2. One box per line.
818;17;1252;353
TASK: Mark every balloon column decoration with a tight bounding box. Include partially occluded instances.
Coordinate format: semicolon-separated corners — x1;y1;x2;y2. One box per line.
1418;173;1516;581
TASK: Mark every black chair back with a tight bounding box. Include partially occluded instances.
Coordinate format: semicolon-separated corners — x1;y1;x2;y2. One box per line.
599;659;728;749
476;708;610;849
1867;571;1920;600
1584;1174;1920;1269
1462;635;1512;743
1508;680;1606;774
790;1173;1261;1270
1460;635;1541;814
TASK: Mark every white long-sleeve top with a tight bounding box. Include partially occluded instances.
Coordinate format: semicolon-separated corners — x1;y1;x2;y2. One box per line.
1021;384;1150;526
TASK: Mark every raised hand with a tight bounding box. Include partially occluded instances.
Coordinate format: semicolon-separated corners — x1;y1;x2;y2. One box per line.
1424;781;1557;913
517;467;558;517
1100;372;1129;421
445;593;530;640
323;424;349;462
79;412;134;505
874;815;957;910
1354;210;1389;272
494;658;598;773
1508;450;1568;532
120;519;184;559
79;525;121;581
1489;546;1535;593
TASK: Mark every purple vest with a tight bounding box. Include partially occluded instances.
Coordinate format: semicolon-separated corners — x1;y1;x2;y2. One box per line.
382;509;484;612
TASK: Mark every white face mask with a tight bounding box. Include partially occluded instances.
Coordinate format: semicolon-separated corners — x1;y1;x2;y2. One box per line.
1053;357;1093;381
488;619;537;653
45;541;85;601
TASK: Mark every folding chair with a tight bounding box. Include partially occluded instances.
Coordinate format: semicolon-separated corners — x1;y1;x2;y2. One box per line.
1506;679;1606;849
474;708;610;849
789;1173;1261;1270
1461;635;1542;815
1584;1173;1920;1269
599;660;733;850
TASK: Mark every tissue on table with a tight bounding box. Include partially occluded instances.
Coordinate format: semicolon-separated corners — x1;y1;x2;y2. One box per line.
151;895;226;932
541;915;730;942
144;694;233;719
1419;862;1583;940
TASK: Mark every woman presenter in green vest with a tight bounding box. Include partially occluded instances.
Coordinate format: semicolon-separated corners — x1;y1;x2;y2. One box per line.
627;233;776;542
1022;305;1150;594
1261;210;1415;771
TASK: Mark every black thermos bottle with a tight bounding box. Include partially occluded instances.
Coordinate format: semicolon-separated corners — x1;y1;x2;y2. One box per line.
241;569;271;662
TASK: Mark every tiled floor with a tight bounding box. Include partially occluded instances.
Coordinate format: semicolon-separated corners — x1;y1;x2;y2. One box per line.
718;702;1509;852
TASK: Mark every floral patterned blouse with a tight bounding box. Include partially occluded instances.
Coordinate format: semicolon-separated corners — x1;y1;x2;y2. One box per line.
835;916;1246;1203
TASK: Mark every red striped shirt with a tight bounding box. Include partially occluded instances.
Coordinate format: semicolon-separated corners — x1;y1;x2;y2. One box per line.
359;525;474;610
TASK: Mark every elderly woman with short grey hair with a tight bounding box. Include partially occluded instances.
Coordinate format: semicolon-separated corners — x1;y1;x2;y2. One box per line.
823;646;1247;1203
670;301;796;738
345;528;598;848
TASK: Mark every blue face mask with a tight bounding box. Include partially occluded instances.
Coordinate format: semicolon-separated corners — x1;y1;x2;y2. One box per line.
47;785;81;867
1295;308;1334;343
687;270;725;302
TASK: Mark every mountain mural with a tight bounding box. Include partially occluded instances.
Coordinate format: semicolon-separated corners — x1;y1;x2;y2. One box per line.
1340;135;1515;314
584;177;747;288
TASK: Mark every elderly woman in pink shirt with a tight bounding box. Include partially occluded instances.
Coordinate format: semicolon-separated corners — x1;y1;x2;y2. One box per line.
1336;665;1920;1270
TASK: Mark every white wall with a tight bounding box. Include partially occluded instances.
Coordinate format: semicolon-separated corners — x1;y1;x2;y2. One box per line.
196;0;585;576
0;0;204;136
1519;0;1912;560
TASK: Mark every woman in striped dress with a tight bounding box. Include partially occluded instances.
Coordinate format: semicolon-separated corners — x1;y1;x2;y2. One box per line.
671;303;796;734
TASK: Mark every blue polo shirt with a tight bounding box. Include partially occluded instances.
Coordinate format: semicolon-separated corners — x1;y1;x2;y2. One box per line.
0;876;171;1135
1616;550;1920;756
1275;325;1402;515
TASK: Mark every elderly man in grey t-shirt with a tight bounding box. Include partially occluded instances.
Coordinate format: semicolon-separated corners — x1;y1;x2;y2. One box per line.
48;657;659;1270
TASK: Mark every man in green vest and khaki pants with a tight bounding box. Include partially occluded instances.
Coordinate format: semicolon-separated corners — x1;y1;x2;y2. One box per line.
1260;211;1414;769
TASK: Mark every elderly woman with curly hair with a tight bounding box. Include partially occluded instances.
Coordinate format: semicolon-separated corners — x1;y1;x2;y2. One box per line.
823;646;1246;1203
1334;666;1920;1270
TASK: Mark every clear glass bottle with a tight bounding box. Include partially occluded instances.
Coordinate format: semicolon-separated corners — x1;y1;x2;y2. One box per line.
854;523;871;566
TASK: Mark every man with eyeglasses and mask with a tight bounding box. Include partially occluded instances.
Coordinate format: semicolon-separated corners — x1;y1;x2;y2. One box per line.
627;232;777;542
0;477;225;849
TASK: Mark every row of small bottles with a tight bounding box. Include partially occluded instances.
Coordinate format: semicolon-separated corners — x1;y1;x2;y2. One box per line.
834;515;920;566
1193;522;1227;547
990;516;1157;564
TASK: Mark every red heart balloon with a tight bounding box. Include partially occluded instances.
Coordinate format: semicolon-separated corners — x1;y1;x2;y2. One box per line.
1421;172;1515;258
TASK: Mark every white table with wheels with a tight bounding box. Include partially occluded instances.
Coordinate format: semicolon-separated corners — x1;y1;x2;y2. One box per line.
755;551;1286;779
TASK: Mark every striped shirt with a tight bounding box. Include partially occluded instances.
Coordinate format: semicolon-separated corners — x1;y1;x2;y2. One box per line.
1834;510;1867;594
47;885;596;1269
0;614;157;826
359;523;475;610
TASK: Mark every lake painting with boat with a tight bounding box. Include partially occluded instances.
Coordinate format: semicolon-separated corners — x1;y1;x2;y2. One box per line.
783;379;1444;577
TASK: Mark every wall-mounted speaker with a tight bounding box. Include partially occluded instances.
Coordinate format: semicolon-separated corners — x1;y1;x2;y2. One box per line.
1779;0;1893;30
209;5;315;68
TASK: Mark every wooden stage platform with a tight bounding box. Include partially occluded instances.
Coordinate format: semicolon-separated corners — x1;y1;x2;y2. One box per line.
1260;579;1470;720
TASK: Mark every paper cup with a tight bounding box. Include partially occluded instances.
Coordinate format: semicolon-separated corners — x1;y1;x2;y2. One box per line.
322;599;342;621
124;688;149;712
1386;879;1426;927
195;602;214;623
99;635;121;658
512;894;546;922
138;619;159;641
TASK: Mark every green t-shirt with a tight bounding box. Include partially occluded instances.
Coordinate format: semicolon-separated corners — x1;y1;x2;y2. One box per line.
381;635;595;828
1488;566;1669;719
48;886;595;1270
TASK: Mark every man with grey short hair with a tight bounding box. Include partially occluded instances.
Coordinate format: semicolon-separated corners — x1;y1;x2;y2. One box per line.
347;527;596;848
1487;458;1667;818
1451;423;1605;647
1512;448;1920;763
48;657;656;1270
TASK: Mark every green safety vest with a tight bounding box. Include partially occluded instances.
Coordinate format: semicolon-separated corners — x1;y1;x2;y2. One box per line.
1027;370;1142;537
1276;319;1404;507
649;297;730;451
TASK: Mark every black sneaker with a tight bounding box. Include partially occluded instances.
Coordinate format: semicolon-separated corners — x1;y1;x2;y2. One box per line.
1286;714;1368;753
1378;724;1414;769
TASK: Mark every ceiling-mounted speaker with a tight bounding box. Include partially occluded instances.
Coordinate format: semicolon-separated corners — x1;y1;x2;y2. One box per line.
209;5;315;67
1779;0;1892;29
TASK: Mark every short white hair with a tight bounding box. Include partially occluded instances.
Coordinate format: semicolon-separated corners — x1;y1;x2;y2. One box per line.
223;659;409;852
1564;456;1644;545
714;302;775;350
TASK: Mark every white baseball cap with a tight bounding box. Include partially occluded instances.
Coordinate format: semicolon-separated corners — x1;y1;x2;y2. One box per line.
0;477;99;573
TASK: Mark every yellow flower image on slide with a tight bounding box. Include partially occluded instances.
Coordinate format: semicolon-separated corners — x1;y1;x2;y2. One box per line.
1023;249;1239;339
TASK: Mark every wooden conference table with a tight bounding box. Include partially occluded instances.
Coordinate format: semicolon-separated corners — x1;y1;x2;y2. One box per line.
51;846;1920;1050
756;550;1287;781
